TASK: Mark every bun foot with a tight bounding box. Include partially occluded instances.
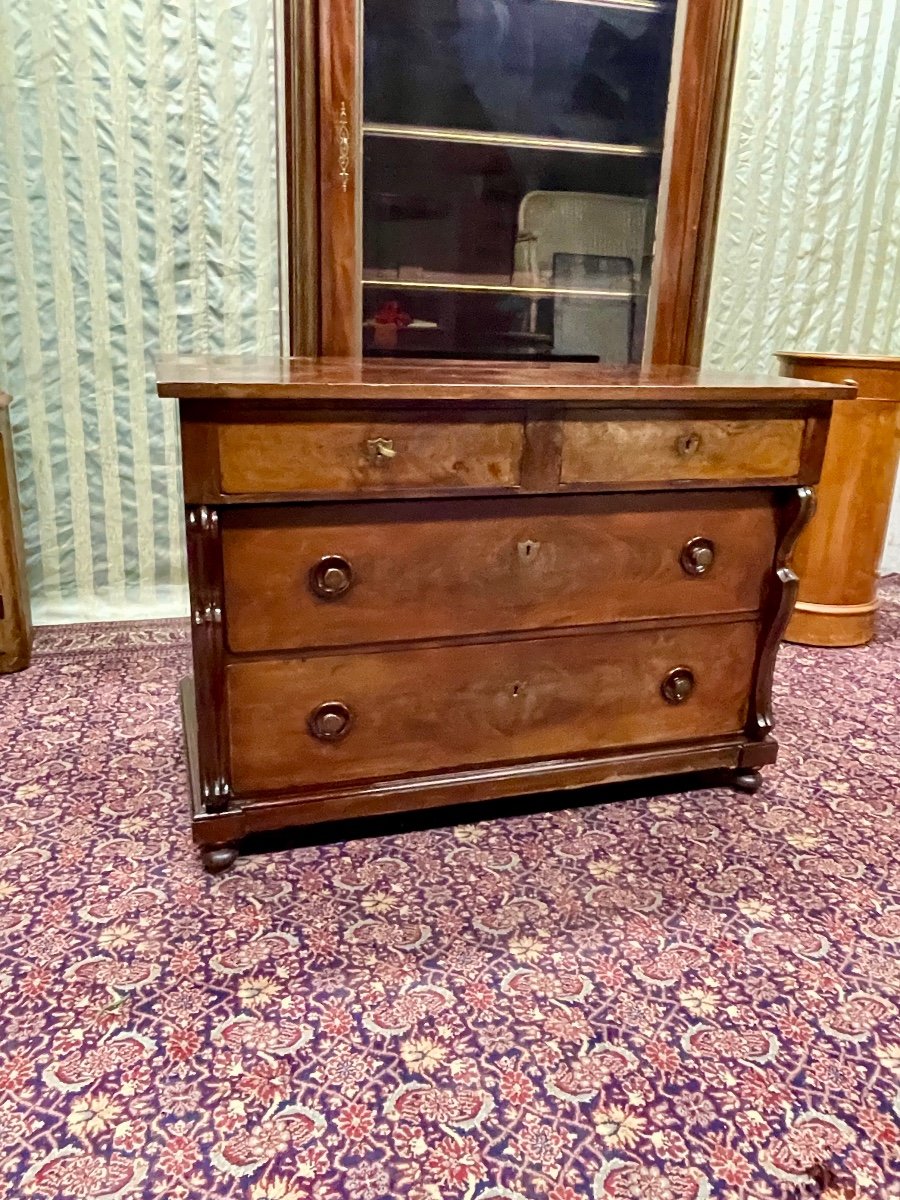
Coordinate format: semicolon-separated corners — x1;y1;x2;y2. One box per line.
731;768;762;795
201;843;239;873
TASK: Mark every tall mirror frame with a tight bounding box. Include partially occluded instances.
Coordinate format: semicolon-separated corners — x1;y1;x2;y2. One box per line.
282;0;742;365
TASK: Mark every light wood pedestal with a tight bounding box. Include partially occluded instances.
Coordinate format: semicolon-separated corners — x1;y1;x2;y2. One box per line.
776;353;900;647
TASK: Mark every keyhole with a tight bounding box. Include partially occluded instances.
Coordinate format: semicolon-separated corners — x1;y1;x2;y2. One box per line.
512;682;524;698
518;539;541;562
676;432;702;458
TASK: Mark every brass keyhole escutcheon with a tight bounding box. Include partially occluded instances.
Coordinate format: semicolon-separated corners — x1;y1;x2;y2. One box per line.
661;667;695;705
308;701;353;741
366;436;397;464
675;432;702;458
680;537;715;577
309;555;353;599
518;539;541;563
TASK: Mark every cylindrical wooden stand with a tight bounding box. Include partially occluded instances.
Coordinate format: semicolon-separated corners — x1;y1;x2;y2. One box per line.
0;393;32;672
776;353;900;647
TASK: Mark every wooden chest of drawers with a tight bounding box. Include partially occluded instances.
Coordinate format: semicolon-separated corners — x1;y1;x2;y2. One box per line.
157;358;848;871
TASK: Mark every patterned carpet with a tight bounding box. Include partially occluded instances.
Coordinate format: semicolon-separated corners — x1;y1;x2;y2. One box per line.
2;582;900;1200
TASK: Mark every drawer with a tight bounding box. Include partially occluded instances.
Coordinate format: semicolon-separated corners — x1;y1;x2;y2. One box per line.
226;620;757;793
218;416;524;495
222;493;777;653
560;416;805;485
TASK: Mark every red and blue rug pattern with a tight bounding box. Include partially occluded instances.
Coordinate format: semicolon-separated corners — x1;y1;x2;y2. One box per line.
1;581;899;1199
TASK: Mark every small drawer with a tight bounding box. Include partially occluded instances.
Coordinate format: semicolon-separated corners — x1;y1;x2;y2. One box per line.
218;416;524;495
221;492;777;653
226;620;757;794
560;416;805;485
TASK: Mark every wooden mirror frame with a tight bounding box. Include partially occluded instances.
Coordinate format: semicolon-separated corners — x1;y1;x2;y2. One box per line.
282;0;742;365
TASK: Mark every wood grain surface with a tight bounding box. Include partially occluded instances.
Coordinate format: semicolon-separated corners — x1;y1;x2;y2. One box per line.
158;356;852;405
316;0;360;354
777;353;900;646
651;0;743;365
218;417;524;494
560;417;805;485
226;620;758;793
221;492;777;653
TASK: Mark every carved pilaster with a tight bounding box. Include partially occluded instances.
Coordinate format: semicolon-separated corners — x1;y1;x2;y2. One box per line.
186;505;231;812
747;486;816;741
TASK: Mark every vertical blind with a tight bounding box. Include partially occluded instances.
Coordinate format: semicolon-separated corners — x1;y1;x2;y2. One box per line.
0;0;280;621
0;0;898;622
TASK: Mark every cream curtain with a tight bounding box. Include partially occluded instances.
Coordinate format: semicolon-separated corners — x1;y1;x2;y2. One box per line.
0;0;280;622
1;0;899;622
703;0;900;570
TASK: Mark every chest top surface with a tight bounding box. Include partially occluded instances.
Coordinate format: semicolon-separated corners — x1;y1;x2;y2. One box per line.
157;356;853;409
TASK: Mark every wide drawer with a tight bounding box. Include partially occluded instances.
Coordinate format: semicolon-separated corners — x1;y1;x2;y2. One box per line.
226;620;757;793
218;416;524;495
222;493;778;652
560;416;805;485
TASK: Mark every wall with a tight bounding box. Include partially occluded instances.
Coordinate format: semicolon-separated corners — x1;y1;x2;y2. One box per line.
0;0;280;622
703;0;900;571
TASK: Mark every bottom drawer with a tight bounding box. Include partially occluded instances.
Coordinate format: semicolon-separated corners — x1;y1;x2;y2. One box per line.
226;621;757;794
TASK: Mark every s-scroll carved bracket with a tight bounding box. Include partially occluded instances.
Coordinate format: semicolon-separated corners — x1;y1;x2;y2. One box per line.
748;486;816;741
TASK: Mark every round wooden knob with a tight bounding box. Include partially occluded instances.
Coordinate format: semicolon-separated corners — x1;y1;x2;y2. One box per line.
309;555;353;599
308;701;353;740
675;432;702;457
680;537;715;576
661;667;695;704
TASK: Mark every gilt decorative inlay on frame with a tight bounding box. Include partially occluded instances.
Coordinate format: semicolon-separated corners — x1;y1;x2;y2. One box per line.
337;102;350;192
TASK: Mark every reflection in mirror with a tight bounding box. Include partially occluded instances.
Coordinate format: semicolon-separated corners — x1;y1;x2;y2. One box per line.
362;0;679;360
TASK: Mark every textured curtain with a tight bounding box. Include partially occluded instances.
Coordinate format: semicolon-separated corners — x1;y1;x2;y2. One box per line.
2;0;899;622
0;0;280;622
703;0;900;570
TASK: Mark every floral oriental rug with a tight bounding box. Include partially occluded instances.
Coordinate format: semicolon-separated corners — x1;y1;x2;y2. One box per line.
1;579;900;1199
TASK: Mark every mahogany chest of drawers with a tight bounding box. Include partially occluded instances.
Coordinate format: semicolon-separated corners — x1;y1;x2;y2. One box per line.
157;358;848;871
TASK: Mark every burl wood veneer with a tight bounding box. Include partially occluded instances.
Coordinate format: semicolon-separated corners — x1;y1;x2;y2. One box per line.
157;357;849;872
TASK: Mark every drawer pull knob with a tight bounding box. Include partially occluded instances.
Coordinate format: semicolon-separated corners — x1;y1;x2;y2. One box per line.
680;537;716;576
308;701;353;741
309;555;353;599
367;436;397;463
675;432;702;458
661;667;695;704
